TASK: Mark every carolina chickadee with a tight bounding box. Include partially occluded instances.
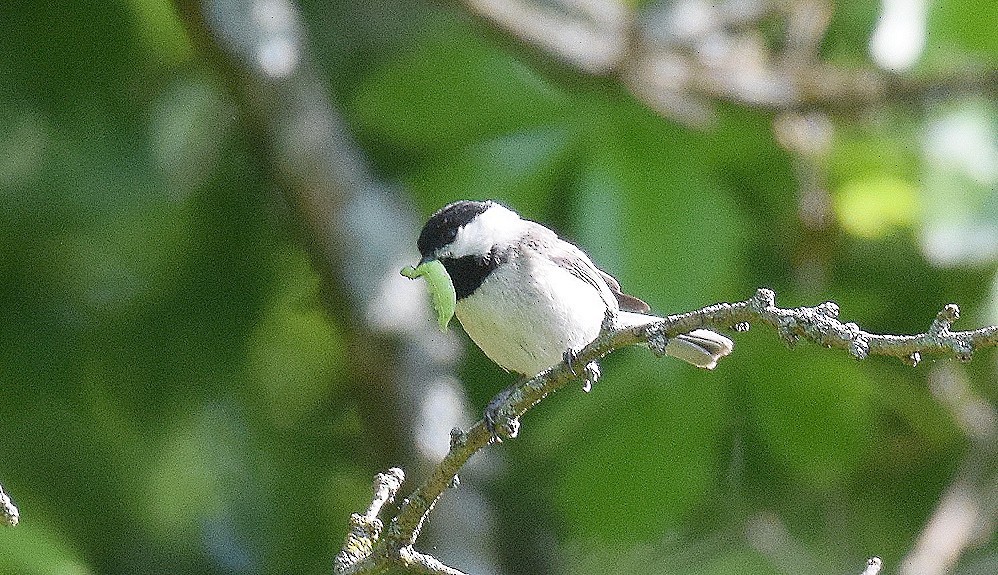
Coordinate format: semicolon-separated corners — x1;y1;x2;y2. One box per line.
414;200;733;378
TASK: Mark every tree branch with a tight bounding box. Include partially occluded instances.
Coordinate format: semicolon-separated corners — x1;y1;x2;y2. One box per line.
1;482;18;527
459;0;996;126
334;469;405;573
862;557;883;575
335;288;998;574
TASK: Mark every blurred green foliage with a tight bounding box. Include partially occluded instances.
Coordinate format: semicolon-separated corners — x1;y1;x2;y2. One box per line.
1;1;995;575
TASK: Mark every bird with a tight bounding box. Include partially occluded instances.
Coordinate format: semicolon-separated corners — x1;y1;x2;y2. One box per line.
412;199;733;382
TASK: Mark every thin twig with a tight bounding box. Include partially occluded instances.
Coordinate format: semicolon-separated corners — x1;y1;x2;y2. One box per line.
336;288;998;574
398;548;472;575
461;0;629;74
334;469;405;573
863;557;883;575
1;482;18;527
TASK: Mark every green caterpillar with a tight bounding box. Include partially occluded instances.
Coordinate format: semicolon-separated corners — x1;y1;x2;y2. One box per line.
401;259;457;332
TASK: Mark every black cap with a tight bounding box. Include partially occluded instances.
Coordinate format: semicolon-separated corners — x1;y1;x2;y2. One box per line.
417;200;493;257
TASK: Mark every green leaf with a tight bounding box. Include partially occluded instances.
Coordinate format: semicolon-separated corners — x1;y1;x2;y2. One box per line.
246;247;346;426
0;519;92;575
736;333;876;490
834;176;919;238
552;358;727;538
409;124;580;214
929;0;998;57
574;102;744;312
350;17;569;149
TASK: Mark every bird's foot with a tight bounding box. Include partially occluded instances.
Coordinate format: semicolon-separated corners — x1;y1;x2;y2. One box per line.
563;348;579;375
484;384;520;442
563;349;601;392
581;361;600;392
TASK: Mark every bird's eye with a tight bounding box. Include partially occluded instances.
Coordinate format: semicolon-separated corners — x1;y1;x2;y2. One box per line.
418;221;459;257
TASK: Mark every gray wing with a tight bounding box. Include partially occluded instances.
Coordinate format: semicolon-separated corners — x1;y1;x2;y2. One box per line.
594;268;651;313
529;226;650;313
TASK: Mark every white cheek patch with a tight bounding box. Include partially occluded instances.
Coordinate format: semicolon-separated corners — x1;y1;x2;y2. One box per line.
447;204;524;258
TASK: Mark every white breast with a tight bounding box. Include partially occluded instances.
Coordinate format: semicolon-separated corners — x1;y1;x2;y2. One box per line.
454;251;611;376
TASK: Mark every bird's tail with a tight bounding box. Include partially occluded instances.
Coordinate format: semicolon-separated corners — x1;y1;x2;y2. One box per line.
616;311;734;370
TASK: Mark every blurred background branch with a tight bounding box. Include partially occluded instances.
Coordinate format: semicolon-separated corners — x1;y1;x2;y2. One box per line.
171;0;505;571
459;0;996;125
900;363;997;575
